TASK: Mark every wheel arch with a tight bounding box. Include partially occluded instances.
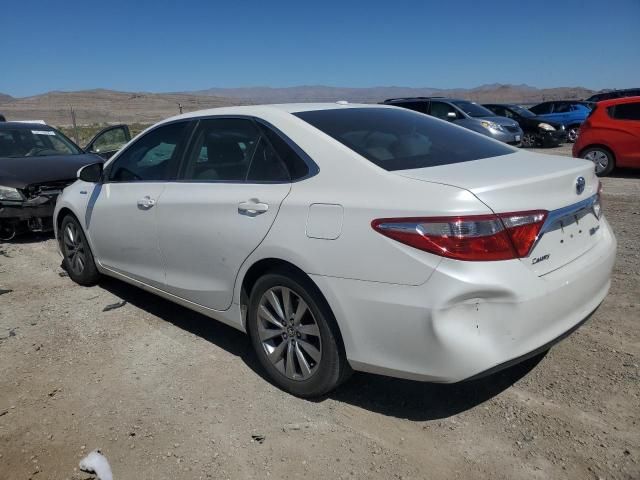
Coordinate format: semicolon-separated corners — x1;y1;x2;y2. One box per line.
578;143;616;161
239;257;348;357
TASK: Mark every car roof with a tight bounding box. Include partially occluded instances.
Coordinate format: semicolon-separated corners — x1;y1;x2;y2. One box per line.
158;102;395;124
596;95;640;107
383;97;467;103
0;121;53;130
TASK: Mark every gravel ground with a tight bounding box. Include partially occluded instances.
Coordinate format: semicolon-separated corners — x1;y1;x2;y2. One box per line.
0;145;638;480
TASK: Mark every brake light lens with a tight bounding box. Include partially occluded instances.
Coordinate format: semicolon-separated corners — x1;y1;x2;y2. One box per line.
372;211;547;261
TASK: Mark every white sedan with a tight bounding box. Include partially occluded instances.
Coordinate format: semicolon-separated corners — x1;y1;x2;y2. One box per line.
54;103;616;397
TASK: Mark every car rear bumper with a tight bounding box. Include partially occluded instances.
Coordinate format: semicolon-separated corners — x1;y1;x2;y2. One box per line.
311;217;616;382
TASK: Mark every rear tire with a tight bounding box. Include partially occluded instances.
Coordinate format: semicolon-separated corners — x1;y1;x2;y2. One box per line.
60;215;100;286
247;269;351;397
581;147;615;177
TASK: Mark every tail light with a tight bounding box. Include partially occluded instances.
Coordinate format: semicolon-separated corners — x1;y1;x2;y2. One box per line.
372;211;547;261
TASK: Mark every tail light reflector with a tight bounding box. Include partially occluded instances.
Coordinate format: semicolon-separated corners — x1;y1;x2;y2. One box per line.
372;211;547;261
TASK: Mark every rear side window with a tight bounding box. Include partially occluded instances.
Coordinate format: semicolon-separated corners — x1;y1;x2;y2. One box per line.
257;123;310;180
393;102;427;114
608;102;640;120
294;108;514;171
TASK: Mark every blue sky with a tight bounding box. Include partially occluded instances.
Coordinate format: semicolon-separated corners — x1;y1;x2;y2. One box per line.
1;0;639;97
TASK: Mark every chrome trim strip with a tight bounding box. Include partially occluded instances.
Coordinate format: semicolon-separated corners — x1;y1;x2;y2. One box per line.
531;194;599;251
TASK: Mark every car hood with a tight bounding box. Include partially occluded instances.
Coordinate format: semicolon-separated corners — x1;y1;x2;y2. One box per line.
0;153;103;189
477;115;520;128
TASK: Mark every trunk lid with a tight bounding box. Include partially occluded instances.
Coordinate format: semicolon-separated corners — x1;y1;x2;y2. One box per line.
396;151;602;275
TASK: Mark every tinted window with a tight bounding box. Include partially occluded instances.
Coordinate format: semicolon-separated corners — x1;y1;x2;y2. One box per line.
294;108;514;171
108;121;188;182
182;118;259;181
530;103;552;115
553;103;572;113
394;102;427;114
608;102;640;120
485;105;506;116
247;137;289;182
430;101;459;120
257;123;309;179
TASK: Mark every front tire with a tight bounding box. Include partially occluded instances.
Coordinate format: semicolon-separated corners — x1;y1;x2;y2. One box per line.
247;270;350;397
566;125;580;143
521;132;537;148
60;215;100;286
581;147;615;177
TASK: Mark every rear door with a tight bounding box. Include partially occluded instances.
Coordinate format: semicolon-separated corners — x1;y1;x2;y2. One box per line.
156;117;292;310
607;102;640;166
87;121;191;287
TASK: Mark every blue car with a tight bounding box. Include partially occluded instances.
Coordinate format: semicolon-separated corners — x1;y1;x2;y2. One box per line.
528;101;593;142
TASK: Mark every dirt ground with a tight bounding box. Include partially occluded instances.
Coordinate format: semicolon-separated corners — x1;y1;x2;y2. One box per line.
1;145;638;480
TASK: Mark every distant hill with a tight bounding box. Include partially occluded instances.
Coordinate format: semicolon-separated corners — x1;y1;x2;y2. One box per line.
0;84;596;126
192;84;594;104
0;89;244;125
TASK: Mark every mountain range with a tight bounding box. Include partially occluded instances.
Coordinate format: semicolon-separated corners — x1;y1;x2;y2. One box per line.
0;84;595;126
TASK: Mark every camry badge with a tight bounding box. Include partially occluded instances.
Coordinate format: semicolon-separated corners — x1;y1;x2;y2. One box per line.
575;176;586;195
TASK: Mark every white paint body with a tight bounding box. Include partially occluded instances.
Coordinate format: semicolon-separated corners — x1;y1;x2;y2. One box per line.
55;104;616;382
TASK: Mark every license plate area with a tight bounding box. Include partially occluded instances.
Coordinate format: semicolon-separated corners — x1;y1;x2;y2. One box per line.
525;207;601;276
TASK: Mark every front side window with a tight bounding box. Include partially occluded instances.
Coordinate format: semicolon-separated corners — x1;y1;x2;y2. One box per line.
608;102;640;120
107;121;189;182
530;103;551;115
92;127;128;154
294;107;514;171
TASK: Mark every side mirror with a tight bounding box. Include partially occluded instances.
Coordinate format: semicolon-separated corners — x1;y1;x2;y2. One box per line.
78;162;103;183
446;111;457;120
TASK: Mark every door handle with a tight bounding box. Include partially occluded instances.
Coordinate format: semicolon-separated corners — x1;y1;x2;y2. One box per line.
238;199;269;217
137;196;156;209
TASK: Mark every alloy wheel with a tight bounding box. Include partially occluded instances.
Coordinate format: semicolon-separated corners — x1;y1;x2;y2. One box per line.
567;127;579;142
522;132;536;148
257;286;322;381
583;150;609;175
64;222;86;275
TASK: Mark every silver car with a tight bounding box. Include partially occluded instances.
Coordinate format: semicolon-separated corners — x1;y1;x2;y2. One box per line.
383;97;524;145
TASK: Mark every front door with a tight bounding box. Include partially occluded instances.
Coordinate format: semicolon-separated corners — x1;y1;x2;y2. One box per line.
87;121;191;287
85;124;131;159
156;118;291;310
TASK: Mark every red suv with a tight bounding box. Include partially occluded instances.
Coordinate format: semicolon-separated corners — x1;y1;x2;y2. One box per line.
573;96;640;176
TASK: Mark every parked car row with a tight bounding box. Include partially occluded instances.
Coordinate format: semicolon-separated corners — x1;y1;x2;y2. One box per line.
0;122;130;239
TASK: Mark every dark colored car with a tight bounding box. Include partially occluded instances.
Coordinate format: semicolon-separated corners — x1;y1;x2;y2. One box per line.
0;123;130;239
483;104;567;147
528;101;593;142
586;88;640;103
382;97;523;145
573;96;640;176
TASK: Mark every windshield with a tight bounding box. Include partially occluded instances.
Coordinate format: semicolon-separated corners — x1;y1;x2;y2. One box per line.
0;127;82;158
294;107;514;171
509;105;535;117
451;101;496;118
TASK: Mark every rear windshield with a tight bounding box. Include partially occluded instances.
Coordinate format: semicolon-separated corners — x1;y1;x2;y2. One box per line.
293;108;514;171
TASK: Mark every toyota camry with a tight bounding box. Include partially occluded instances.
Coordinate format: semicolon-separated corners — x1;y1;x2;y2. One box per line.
53;103;616;397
